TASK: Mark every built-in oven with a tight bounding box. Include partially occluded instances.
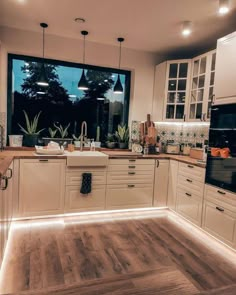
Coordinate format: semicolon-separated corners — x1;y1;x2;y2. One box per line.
206;103;236;193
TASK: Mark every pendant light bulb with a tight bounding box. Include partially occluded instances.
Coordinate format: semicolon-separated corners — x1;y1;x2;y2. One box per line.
219;0;230;14
78;30;89;90
182;21;192;37
114;37;124;94
36;23;49;87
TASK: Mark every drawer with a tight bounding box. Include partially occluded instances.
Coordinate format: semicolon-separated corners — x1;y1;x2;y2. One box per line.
66;168;107;185
107;170;154;185
65;185;105;212
106;183;153;209
204;184;236;210
178;162;205;183
177;174;204;198
176;188;203;226
109;159;155;165
108;164;155;172
202;200;236;245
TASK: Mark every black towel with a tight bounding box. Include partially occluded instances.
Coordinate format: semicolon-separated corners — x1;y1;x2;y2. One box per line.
80;173;92;195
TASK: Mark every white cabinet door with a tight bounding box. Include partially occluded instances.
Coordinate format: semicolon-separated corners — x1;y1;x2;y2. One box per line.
19;159;66;217
153;160;169;207
214;31;236;104
167;160;178;210
0;189;3;268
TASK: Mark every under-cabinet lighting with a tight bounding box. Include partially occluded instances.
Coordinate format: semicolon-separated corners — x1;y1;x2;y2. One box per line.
219;0;230;14
154;121;210;126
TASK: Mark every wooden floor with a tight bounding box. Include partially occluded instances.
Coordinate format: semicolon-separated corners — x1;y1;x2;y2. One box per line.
1;211;236;295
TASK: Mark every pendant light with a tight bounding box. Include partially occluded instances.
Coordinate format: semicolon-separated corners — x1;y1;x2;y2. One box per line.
114;37;124;94
78;30;89;90
36;23;49;87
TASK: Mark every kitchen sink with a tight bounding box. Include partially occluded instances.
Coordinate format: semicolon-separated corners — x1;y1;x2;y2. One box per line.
66;151;109;167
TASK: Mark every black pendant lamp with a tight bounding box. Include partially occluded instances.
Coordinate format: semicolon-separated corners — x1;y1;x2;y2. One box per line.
36;23;49;87
78;30;89;90
114;37;124;93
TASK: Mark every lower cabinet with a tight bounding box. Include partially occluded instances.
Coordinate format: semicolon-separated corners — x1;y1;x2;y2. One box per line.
153;160;169;207
19;159;66;217
167;160;178;210
106;184;153;209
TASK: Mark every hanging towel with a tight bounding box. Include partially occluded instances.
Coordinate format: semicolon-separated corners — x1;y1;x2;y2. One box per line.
80;173;92;195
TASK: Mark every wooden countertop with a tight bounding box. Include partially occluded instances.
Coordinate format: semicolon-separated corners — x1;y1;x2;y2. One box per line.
0;149;206;176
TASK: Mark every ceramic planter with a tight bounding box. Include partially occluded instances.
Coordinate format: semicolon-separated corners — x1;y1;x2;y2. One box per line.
106;142;116;149
24;134;39;147
118;142;128;149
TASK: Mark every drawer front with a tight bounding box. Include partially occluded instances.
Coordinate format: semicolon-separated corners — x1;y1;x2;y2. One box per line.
65;185;105;212
106;184;153;209
107;170;154;185
176;188;203;226
178;174;204;198
178;162;205;182
204;184;236;210
66;169;107;185
109;159;155;165
108;164;154;172
202;200;236;245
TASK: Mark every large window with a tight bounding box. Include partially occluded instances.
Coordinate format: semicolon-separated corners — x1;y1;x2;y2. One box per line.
7;54;130;144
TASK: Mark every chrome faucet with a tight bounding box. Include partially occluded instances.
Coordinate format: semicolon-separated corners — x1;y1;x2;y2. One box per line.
0;124;4;152
80;121;87;151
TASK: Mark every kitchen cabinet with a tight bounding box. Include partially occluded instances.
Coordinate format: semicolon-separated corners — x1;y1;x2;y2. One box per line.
106;159;155;209
167;160;178;210
153;60;192;121
19;159;66;217
188;50;216;121
153;159;169;207
65;167;107;212
214;31;236;105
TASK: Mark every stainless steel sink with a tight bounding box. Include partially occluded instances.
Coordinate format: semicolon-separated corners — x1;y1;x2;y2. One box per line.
66;151;109;167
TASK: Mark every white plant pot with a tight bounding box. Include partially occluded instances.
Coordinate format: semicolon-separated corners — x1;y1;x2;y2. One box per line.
74;141;81;148
94;141;101;148
9;135;23;147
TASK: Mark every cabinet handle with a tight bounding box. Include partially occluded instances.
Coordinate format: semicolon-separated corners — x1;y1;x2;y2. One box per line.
7;168;13;179
211;94;215;104
200;113;203;121
202;113;206;121
129;159;136;162
128;165;136;169
1;176;8;190
187;165;194;169
39;159;49;162
216;206;224;212
156;160;159;168
128;172;136;175
186;178;193;183
217;190;226;195
183;114;186;122
185;192;192;197
128;184;135;188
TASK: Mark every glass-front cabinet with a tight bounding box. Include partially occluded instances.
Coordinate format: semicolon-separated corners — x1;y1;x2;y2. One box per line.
188;50;216;121
164;60;191;121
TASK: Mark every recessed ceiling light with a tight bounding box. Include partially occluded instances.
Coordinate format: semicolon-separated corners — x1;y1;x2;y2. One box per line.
219;0;230;14
74;18;86;23
182;21;192;37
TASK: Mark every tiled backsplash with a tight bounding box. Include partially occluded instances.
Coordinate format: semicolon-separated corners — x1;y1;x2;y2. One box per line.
131;121;209;145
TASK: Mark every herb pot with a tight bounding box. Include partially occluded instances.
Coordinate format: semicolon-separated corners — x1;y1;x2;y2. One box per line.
106;142;116;149
24;134;39;147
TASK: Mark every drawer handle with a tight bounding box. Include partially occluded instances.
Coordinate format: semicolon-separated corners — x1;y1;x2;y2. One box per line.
128;184;135;188
217;190;226;195
129;159;136;162
39;159;49;162
216;206;224;212
185;192;192;197
0;176;8;191
7;168;13;179
187;165;194;168
186;178;193;183
128;166;136;169
128;172;136;175
156;160;159;168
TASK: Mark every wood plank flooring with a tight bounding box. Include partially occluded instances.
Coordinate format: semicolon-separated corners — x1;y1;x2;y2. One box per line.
1;212;236;295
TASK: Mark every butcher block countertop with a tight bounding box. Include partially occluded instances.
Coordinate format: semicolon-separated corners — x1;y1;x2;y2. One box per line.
0;148;206;176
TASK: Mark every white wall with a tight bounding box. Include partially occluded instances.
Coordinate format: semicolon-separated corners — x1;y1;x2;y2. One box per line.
0;26;165;124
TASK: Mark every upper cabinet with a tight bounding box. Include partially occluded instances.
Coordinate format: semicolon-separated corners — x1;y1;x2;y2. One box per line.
214;31;236;105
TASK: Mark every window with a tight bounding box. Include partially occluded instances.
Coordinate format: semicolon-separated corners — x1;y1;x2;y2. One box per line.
7;54;131;144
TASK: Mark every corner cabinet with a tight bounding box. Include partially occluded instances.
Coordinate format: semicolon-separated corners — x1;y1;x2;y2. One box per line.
153;60;192;121
19;159;66;217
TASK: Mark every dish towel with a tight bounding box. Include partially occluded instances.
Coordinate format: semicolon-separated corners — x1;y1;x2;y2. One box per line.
80;173;92;195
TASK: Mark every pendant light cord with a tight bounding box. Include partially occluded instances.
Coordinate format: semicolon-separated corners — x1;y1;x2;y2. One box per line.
118;41;121;69
43;27;45;59
83;34;86;64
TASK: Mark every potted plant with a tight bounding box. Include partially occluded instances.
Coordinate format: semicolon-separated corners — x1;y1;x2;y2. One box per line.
72;134;81;147
18;110;44;147
115;124;129;149
42;123;72;147
106;133;117;149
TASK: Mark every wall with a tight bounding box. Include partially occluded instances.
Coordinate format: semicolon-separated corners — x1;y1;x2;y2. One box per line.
0;26;165;131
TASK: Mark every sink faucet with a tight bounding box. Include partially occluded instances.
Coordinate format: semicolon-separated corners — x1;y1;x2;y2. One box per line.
80;121;87;151
0;124;4;152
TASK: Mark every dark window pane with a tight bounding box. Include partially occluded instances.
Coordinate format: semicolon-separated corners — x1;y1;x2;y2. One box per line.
211;53;216;71
200;57;207;74
179;63;188;78
196;103;203;119
176;105;184;119
166;105;175;119
197;89;204;102
167;92;176;103
210;72;215;85
178;79;186;91
198;75;205;88
168;80;177;91
193;60;199;76
177;92;186;103
169;64;178;78
190;104;196;119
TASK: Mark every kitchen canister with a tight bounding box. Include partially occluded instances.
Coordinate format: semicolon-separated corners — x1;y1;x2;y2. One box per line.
9;135;23;147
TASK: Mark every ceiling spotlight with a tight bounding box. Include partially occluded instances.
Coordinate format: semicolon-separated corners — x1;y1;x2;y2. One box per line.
182;21;192;37
219;0;230;14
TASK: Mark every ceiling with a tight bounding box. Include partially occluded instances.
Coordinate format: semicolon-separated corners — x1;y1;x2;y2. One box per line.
1;0;236;56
